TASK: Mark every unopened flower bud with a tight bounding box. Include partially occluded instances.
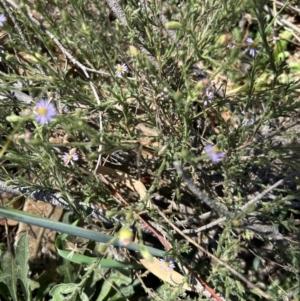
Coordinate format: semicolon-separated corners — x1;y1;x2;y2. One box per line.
118;227;133;246
165;21;182;30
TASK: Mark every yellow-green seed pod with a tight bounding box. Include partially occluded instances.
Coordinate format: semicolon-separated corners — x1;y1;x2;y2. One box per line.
61;10;69;22
232;220;241;227
118;227;133;246
125;211;134;221
217;134;225;140
6;115;22;122
217;34;230;46
165;21;182;30
105;210;117;217
178;50;185;57
82;23;90;35
5;54;14;61
139;244;153;262
5;180;12;186
96;243;108;254
129;45;139;56
19;0;25;8
34;52;43;61
181;149;189;158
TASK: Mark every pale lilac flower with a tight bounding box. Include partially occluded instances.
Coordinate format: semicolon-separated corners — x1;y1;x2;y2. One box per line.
204;145;224;163
115;63;128;78
34;99;56;125
226;42;235;49
13;81;22;89
159;257;175;271
24;131;33;142
22;108;31;117
203;90;214;106
13;133;20;142
241;110;255;126
201;77;210;88
246;37;259;57
62;151;79;165
0;14;6;27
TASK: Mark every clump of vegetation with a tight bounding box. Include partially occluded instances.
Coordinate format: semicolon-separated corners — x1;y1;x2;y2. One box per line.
0;0;299;300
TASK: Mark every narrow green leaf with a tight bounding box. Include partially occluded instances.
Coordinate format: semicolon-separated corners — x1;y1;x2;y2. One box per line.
49;283;77;301
57;260;76;284
0;273;11;282
97;277;112;301
0;206;165;257
15;232;31;301
56;234;143;269
253;257;261;271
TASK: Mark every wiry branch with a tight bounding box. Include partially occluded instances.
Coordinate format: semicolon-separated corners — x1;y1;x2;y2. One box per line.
0;180;115;225
173;161;297;241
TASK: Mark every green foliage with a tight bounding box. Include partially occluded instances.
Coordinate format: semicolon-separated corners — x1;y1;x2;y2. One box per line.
0;0;299;300
0;233;31;301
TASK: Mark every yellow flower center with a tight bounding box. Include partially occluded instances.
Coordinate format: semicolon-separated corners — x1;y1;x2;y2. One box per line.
251;41;258;48
37;107;47;116
117;65;123;72
213;146;220;153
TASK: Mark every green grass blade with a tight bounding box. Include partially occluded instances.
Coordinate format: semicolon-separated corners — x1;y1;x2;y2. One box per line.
0;206;165;257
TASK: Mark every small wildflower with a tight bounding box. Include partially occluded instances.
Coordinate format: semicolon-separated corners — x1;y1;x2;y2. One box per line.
201;77;210;88
65;242;83;259
246;37;259;57
13;81;22;89
160;257;175;271
241;110;255;126
22;108;31;117
0;13;6;27
115;63;128;78
62;150;79;165
34;99;56;125
203;90;214;106
24;131;33;142
226;42;235;49
13;133;20;142
204;145;225;163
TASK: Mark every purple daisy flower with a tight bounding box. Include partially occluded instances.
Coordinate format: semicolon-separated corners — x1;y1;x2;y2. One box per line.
62;151;79;165
0;13;6;27
246;37;259;57
241;110;255;126
34;99;56;125
159;257;175;271
204;145;225;163
13;81;22;89
203;90;214;106
115;63;128;78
